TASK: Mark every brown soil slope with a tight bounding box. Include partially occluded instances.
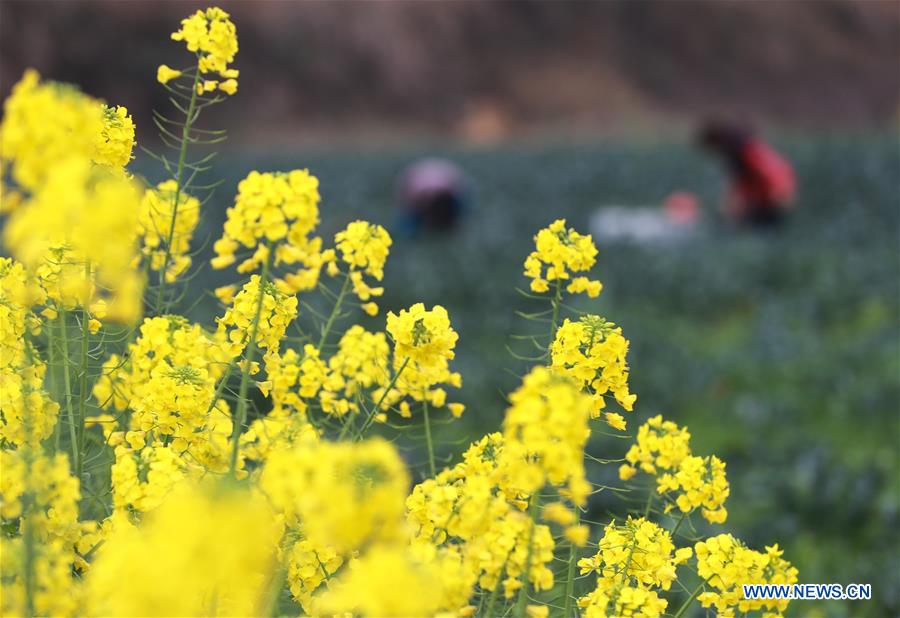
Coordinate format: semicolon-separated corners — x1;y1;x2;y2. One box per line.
1;0;897;141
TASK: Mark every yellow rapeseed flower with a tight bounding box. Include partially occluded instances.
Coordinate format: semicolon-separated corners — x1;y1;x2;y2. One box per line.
0;258;58;446
156;64;182;84
85;483;279;616
551;315;636;422
4;159;144;322
524;219;602;296
138;180;201;283
212;170;325;292
382;303;463;414
1;451;93;617
168;7;238;92
502;366;592;505
260;438;409;553
217;275;298;358
0;70;132;189
619;415;730;524
694;534;798;616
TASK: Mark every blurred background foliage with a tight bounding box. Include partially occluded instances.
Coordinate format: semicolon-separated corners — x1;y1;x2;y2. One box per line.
3;1;898;616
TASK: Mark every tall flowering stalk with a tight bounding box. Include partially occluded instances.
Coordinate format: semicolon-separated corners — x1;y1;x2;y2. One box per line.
149;7;238;314
384;303;462;474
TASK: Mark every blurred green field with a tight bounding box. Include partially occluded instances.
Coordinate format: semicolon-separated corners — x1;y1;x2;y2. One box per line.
144;135;899;617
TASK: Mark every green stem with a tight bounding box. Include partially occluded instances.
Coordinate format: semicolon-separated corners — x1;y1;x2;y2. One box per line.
47;317;61;452
515;494;542;616
133;258;152;338
263;555;288;617
76;264;91;480
422;395;436;477
353;356;410;440
229;248;273;476
203;356;238;420
607;505;647;615
22;489;36;617
671;512;687;538
336;409;355;441
154;67;201;314
607;535;638;614
484;563;507;618
563;510;580;617
21;331;37;617
643;488;654;517
282;271;348;436
318;271;351;350
607;490;658;612
57;310;80;475
551;280;561;332
547;280;561;364
672;583;704;618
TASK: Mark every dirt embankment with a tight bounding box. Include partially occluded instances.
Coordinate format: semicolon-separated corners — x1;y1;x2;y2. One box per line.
1;0;897;143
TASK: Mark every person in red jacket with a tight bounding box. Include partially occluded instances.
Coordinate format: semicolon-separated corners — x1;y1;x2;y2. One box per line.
697;121;796;227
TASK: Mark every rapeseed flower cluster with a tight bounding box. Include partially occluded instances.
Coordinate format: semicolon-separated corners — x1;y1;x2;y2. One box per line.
0;7;798;618
0;70;134;190
88;316;237;517
258;346;327;419
384;302;463;414
260;438;409;552
330;219;393;315
502;366;592;505
551;314;636;428
577;582;668;618
524;218;602;296
576;517;693;617
158;7;238;96
694;534;799;616
619;414;692;477
578;517;693;591
217;274;298;357
95;105;137;169
239;405;319;465
93;316;230;429
0;258;58;446
1;71;142;323
0;451;94;616
109;439;193;518
212;170;324;293
312;544;468;617
619;415;730;524
86;484;278;617
138;180;201;283
283;537;343;611
406;433;556;601
329;325;392;398
5;159;144;322
260;327;391;420
258;438;480;615
659;454;730;523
